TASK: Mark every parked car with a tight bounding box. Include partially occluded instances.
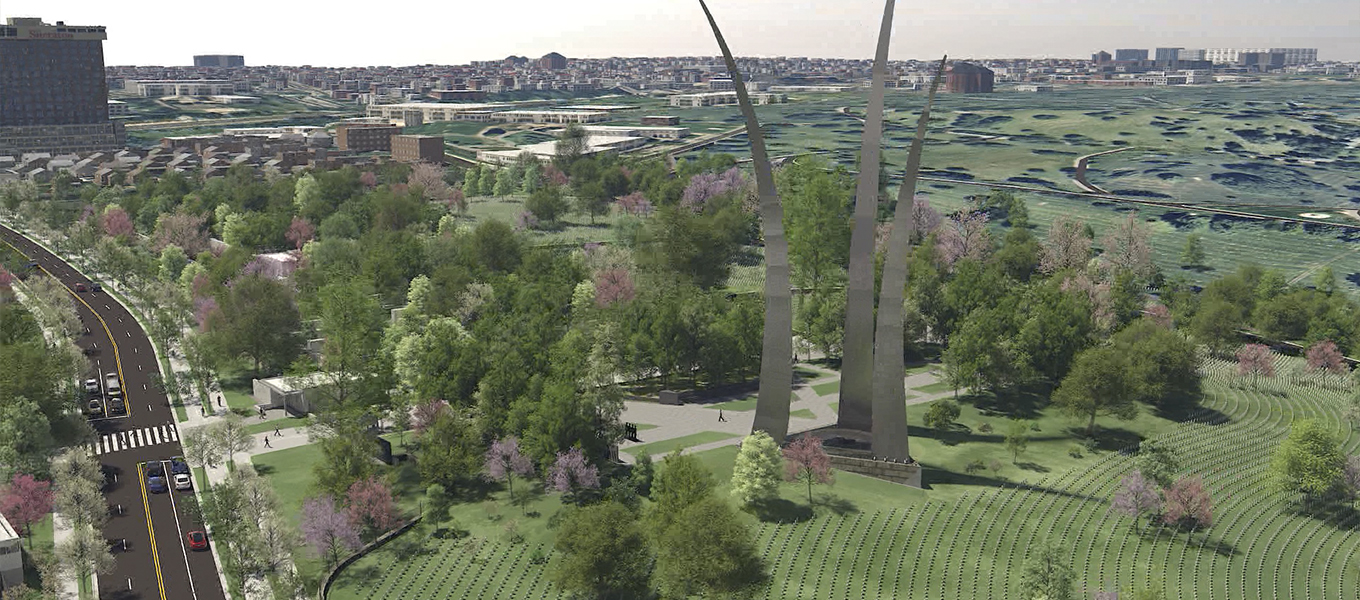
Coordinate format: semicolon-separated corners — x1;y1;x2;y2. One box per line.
74;283;86;292
87;400;103;417
147;475;168;494
90;282;102;292
105;373;120;394
84;378;99;394
108;397;125;415
145;461;165;478
186;530;208;551
170;457;189;475
173;473;192;491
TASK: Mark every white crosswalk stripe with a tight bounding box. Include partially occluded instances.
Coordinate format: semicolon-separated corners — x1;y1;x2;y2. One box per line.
89;424;183;456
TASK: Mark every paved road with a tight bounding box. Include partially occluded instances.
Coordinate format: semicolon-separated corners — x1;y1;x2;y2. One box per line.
0;225;225;600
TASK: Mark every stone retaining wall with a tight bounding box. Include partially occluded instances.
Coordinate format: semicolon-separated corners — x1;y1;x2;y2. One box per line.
826;453;922;488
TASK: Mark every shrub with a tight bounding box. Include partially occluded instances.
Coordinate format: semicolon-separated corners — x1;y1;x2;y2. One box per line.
978;422;993;433
923;399;962;430
1069;445;1084;459
966;459;986;474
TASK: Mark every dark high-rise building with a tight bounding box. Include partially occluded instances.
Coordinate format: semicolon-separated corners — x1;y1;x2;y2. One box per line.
1114;48;1149;61
1091;50;1112;64
0;17;123;155
538;52;567;70
1154;47;1182;63
945;62;994;94
194;54;244;67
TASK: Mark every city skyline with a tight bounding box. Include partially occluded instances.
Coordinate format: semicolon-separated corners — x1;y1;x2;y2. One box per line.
3;0;1357;66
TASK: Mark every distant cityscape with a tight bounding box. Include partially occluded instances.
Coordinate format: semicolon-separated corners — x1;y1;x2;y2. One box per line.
1;14;1357;177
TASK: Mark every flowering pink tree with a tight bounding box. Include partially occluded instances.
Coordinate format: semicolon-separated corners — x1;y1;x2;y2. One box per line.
447;186;467;213
935;209;991;269
485;437;535;502
346;477;401;541
193;296;219;332
1100;213;1154;278
411;399;449;436
1162;475;1213;533
0;474;52;545
1040;216;1093;274
285;217;316;251
152;212;209;255
101;206;136;240
300;495;361;566
548;447;600;502
681;167;747;212
543;163;569;187
0;267;12;290
616;192;653;216
1145;304;1172;328
359;171;379;188
1236;344;1275;383
1305;340;1347;381
1109;469;1162;532
514;210;539;232
783;433;834;505
593;268;635;308
1061;274;1115;331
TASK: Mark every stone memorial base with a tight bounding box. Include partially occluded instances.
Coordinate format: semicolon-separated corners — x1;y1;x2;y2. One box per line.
794;426;923;488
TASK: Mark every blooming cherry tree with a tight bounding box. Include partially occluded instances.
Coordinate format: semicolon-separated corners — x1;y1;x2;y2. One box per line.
300;495;361;566
0;474;52;544
1236;344;1275;383
548;447;600;502
1109;469;1161;532
1162;475;1213;533
346;477;401;541
783;433;834;504
484;437;535;502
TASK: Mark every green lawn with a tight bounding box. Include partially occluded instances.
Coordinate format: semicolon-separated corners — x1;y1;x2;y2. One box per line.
245;416;308;436
622;431;739;456
790;408;817;420
251;444;325;529
631;423;658;431
812;379;841;396
705;395;757;411
911;381;954;395
221;389;256;413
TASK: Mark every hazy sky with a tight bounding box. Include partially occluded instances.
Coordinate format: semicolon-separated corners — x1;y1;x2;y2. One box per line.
6;0;1357;66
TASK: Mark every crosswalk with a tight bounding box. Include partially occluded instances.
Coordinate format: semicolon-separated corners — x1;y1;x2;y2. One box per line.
89;424;180;456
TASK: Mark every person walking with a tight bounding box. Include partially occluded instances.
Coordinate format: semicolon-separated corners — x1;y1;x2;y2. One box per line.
274;426;281;437
263;436;271;448
718;409;727;423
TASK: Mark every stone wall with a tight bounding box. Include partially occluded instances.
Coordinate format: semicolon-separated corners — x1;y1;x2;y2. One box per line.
826;453;922;488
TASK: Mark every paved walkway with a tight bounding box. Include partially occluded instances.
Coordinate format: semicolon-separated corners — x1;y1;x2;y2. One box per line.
617;364;959;463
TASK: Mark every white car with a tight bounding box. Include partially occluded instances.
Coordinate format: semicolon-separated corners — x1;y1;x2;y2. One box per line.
173;473;192;491
84;378;99;394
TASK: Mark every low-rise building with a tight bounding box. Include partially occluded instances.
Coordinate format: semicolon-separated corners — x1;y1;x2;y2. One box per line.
107;100;130;117
334;123;400;152
365;102;510;123
129;79;237;97
667;91;786;107
477;135;646;165
391;134;444;164
577;125;689;139
641;115;680;126
1013;84;1053;92
493;110;610;124
252;372;337;415
0;512;20;589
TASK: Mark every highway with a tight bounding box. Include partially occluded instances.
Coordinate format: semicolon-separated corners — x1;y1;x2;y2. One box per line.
0;224;225;600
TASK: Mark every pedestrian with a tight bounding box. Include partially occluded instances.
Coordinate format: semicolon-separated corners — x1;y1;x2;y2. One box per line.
718;409;727;423
274;427;281;437
263;436;271;448
216;395;222;408
258;406;266;420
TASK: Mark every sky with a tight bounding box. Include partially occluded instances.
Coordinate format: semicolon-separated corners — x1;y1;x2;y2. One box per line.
5;0;1358;66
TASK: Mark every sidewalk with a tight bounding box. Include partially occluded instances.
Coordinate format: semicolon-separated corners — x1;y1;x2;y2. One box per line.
50;512;93;600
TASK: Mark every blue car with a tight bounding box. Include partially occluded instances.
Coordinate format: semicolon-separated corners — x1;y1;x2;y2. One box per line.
148;476;168;494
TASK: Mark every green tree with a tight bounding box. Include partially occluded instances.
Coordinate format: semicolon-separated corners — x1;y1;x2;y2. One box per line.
525;185;569;225
554;124;589;169
730;431;782;507
922;399;961;431
157;245;189;281
1135;439;1181;489
206;274;302;376
574;181;611;224
653;497;766;600
637;202;747;290
1052;345;1140;437
551;502;654;600
316;281;390;408
1005;420;1030;464
780;160;850;290
1018;542;1075;600
1181;233;1206;267
493;166;519;197
312;421;377;499
415;411;482;493
477;168;495;197
1269;419;1345;499
795;287;846;359
1190;298;1243;358
1112;319;1202;411
649;451;715;536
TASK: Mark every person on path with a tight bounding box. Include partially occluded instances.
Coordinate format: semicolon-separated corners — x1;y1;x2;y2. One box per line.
258;406;266;420
274;427;281;437
216;395;222;408
263;436;271;448
718;409;727;423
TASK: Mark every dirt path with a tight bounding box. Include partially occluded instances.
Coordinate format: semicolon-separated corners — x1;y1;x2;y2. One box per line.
1071;147;1135;194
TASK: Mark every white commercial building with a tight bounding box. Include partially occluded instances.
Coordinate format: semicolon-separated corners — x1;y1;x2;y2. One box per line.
492;110;610;124
477;135;647;165
767;85;854;93
107;100;130;116
1013;84;1054;92
365;102;511;122
1204;47;1317;65
575;125;689;139
0;513;20;589
129;79;236;97
668;91;786;107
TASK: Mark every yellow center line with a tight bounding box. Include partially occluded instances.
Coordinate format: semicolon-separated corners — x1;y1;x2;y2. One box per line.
0;237;133;417
137;463;169;600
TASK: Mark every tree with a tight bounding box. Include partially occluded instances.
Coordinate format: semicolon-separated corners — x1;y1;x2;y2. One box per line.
1039;216;1092;274
100;205;136;240
55;526;114;587
1235;343;1275;384
484;436;535;507
209;414;254;466
1005;420;1030;464
936;209;991;269
153;211;209;256
731;431;782;507
616;191;652;216
1110;470;1162;532
300;495;362;567
548;447;600;503
654;497;766;600
205;274;302;376
1305;340;1347;382
1181;233;1206;267
0;474;52;545
1135;440;1180;489
525;185;569;226
183;425;218;469
552;502;653;600
1161;475;1213;532
1018;542;1075;600
1101;213;1154;278
346;476;401;541
923;399;961;431
554;124;589;168
574;181;611;224
1342;455;1360;501
493;167;519;197
416;411;481;492
593;267;635;308
1052;346;1140;437
782;433;833;504
314;424;379;499
285;216;315;251
1191;298;1243;358
649;451;715;535
1270;419;1345;499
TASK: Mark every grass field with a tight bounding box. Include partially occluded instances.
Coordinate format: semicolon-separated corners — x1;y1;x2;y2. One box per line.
326;354;1360;600
621;431;739;457
812;380;841;396
707;395;758;411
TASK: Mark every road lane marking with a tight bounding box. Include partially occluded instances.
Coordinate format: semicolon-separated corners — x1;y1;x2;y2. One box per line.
136;462;169;600
152;428;161;444
161;459;200;600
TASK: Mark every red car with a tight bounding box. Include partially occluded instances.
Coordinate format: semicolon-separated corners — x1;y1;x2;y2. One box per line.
186;530;208;551
75;283;87;292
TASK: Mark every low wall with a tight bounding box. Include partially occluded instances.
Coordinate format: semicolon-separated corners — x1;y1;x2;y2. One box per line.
320;516;423;600
826;453;922;488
